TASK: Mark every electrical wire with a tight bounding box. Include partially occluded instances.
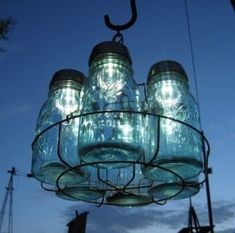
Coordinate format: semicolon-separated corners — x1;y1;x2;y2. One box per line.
184;0;202;125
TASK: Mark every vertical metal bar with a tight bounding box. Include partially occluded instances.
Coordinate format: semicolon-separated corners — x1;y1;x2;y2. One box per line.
204;170;214;233
188;199;192;229
123;165;136;190
149;116;161;164
202;131;214;232
57;123;71;168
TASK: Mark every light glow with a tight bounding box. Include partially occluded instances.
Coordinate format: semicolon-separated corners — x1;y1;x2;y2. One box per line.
159;82;179;106
97;63;126;103
156;81;184;135
55;88;79;116
120;121;133;141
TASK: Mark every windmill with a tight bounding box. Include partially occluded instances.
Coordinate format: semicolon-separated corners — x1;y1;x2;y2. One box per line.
0;168;16;233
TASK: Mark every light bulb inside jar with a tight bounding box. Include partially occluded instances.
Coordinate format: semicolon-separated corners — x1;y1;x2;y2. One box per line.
32;69;87;186
157;80;187;136
79;41;144;169
55;87;80;116
143;60;203;185
97;62;126;103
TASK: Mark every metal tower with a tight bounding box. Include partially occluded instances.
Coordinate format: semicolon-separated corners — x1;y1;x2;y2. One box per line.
0;167;16;233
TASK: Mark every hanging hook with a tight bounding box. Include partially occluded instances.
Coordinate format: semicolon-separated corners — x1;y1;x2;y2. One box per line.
104;0;137;32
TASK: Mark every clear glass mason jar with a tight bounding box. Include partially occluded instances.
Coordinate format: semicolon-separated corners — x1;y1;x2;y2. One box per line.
78;41;144;168
142;60;203;185
32;69;89;186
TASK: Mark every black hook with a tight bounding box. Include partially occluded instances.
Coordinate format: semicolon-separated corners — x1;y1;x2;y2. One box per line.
104;0;137;32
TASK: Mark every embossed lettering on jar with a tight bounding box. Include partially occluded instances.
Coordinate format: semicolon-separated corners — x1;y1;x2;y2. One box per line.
79;41;144;168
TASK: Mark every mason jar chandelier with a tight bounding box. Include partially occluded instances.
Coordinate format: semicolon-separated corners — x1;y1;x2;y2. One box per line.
31;0;210;207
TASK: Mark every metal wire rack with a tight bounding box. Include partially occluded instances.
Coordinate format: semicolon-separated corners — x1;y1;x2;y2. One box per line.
32;109;210;207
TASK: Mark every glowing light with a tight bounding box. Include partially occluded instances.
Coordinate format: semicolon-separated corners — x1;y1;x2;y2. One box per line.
55;88;80;116
158;81;179;106
97;62;126;103
120;121;133;141
155;81;185;135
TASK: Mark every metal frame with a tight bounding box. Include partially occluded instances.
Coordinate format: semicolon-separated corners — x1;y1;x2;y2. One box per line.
32;110;210;206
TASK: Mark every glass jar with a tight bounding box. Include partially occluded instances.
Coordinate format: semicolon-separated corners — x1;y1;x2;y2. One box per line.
143;60;203;186
149;176;200;201
55;185;104;202
104;164;152;206
55;165;106;202
32;69;89;186
78;41;144;168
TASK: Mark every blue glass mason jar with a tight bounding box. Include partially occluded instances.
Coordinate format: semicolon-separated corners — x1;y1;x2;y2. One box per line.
78;41;144;168
142;60;203;186
104;164;152;206
55;183;104;202
55;165;105;202
149;175;200;201
32;69;89;186
55;164;152;205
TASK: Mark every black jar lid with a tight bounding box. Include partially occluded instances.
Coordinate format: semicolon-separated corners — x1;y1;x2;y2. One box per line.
49;69;85;90
147;60;188;84
88;41;132;66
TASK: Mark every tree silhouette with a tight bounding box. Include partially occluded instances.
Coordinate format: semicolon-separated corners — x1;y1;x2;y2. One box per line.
0;17;16;52
231;0;235;10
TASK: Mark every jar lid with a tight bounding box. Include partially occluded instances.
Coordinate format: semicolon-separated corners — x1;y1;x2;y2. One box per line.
49;69;85;90
106;192;152;206
88;41;132;66
147;60;188;84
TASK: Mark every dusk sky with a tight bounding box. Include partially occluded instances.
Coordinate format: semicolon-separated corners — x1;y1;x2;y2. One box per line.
0;1;235;233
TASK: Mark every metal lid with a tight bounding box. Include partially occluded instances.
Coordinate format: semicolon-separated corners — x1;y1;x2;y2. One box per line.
106;192;152;206
88;41;132;66
147;60;188;84
49;69;85;90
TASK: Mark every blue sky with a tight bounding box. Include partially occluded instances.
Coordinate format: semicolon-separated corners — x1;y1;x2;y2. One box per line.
0;1;235;233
